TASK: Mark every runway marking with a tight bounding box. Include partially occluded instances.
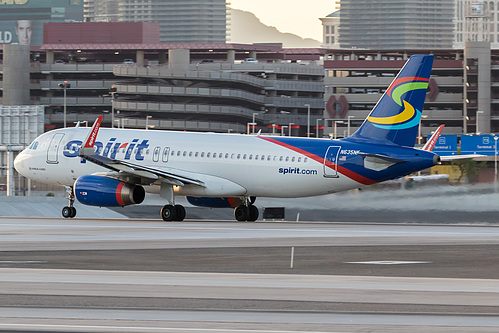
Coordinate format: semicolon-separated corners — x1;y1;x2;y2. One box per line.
0;323;333;333
346;261;432;265
0;261;47;264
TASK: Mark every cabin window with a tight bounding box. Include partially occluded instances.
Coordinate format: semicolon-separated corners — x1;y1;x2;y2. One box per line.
195;152;199;158
304;157;308;163
298;157;302;162
152;146;161;162
279;156;283;162
183;151;187;157
249;154;253;160
189;151;193;157
207;152;211;158
237;154;241;159
291;157;295;162
285;156;289;162
178;151;181;156
162;147;170;162
201;152;205;158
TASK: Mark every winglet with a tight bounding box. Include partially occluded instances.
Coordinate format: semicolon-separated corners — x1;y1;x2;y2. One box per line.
423;124;444;152
79;116;103;157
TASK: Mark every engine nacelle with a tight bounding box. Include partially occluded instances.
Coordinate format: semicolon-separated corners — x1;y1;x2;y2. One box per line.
74;175;145;207
186;196;244;208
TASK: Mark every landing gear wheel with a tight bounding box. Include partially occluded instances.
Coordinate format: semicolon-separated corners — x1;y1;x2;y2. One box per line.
247;205;259;222
62;206;76;218
174;205;186;222
63;186;77;218
234;205;249;222
161;204;177;222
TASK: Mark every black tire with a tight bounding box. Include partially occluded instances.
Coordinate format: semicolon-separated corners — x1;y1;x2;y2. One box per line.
174;205;186;221
161;204;177;222
247;205;259;222
70;207;77;218
62;206;72;218
234;205;248;222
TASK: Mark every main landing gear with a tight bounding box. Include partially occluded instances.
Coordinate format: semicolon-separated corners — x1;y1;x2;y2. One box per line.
160;204;186;222
62;186;77;218
234;197;259;222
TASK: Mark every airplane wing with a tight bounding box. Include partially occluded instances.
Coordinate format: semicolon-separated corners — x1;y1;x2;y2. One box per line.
78;116;205;187
439;154;485;161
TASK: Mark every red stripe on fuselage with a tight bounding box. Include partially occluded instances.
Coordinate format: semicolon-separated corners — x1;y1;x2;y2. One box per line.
116;182;126;206
259;136;377;185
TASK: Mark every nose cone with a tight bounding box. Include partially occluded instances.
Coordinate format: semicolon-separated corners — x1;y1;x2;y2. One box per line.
14;150;28;177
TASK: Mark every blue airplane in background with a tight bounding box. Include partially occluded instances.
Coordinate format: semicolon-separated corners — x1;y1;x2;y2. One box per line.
14;55;441;221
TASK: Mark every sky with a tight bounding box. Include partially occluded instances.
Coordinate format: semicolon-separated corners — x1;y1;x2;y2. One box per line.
228;0;335;41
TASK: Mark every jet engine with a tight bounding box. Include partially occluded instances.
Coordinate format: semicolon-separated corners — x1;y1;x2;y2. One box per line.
74;175;145;207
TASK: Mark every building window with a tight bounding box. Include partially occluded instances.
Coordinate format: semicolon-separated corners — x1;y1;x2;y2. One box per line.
326;36;330;44
331;26;335;34
326;26;330;34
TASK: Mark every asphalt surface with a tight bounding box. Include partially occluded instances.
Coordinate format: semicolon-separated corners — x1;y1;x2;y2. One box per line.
0;217;499;332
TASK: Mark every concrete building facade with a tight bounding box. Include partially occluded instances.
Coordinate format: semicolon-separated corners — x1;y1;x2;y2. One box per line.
84;0;227;43
338;0;455;50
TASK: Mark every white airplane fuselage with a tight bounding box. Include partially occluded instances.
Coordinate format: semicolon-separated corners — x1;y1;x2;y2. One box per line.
15;127;363;198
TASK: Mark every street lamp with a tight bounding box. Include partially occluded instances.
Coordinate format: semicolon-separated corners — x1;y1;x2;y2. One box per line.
316;118;322;138
272;124;276;135
334;121;344;139
58;81;71;128
495;136;498;192
247;122;256;134
146;116;152;130
418;115;428;145
305;104;310;137
281;125;288;136
288;123;294;137
252;112;259;134
476;111;484;134
347;115;355;137
109;85;117;128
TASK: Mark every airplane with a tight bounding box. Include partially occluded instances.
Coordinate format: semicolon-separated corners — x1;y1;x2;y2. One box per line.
14;54;440;222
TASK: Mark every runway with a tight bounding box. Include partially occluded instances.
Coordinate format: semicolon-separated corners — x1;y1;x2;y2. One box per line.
1;218;499;332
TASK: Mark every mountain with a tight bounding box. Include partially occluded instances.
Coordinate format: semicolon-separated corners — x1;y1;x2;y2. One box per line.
228;8;321;48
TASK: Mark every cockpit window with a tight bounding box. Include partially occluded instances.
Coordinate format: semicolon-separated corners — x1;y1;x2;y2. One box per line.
29;141;39;150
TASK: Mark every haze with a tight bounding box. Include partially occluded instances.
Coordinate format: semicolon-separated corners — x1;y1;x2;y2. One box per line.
228;0;334;41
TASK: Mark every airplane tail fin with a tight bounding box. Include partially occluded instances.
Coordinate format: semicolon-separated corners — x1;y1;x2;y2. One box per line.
422;124;445;152
347;55;434;147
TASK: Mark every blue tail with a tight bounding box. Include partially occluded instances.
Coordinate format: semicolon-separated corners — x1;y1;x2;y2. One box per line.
347;55;434;147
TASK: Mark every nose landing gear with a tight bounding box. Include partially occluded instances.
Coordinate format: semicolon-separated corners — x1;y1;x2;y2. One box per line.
62;186;77;218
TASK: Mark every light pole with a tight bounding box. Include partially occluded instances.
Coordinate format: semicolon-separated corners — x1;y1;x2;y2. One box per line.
252;112;259;134
272;124;276;135
288;122;294;137
281;125;288;136
58;81;71;128
305;104;311;137
347;115;355;137
418;115;428;145
334;121;344;139
495;136;498;192
247;122;256;134
109;85;117;128
316;118;322;138
146;116;152;130
476;111;484;134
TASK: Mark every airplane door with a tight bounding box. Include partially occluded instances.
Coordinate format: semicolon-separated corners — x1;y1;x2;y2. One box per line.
324;146;341;178
47;133;65;164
